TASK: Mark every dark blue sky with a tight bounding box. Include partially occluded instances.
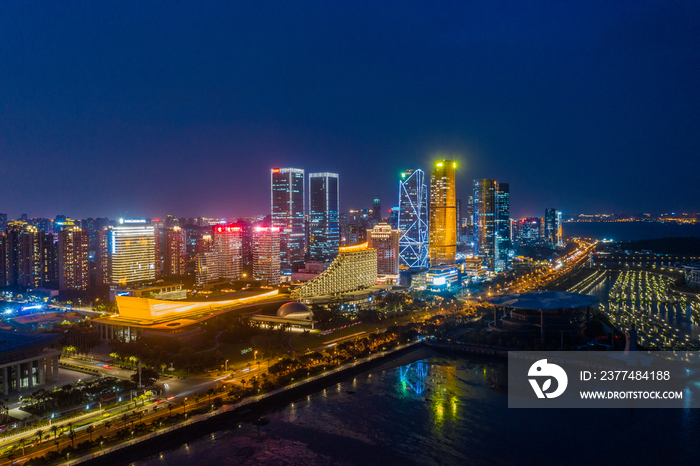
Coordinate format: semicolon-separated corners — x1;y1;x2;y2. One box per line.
1;1;699;220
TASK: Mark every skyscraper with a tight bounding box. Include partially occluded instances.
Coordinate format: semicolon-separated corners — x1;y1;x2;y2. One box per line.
544;208;562;247
253;226;281;285
157;226;186;278
398;169;429;269
213;224;243;281
372;197;382;222
0;213;7;234
110;222;155;285
368;223;400;275
495;183;510;270
308;172;340;262
3;221;55;288
58;226;89;291
474;179;497;271
271;168;305;274
456;198;463;240
429;160;457;266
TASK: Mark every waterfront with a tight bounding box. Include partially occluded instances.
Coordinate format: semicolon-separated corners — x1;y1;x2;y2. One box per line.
128;348;700;466
587;271;700;348
563;222;700;241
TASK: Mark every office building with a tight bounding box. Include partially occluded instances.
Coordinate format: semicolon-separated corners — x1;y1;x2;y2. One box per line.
57;226;90;291
474;179;497;271
271;168;305;274
372;197;382;221
544;209;562;247
368;223;400;275
213;224;243;281
0;213;6;234
456;198;463;240
429;160;457;266
253;226;281;285
515;218;544;244
495;183;510;269
308;172;340;262
389;207;399;229
110;222;156;285
398;169;429;269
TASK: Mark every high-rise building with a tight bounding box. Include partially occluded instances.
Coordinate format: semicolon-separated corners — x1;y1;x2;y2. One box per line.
253;226;281;285
308;172;340;262
58;227;90;291
429;160;457;266
474;179;497;271
110;222;155;285
368;223;400;275
398;169;429;269
514;218;544;244
95;228;111;286
0;213;7;234
495;183;510;270
159;227;187;278
544;209;562;247
195;252;220;288
372;197;382;222
271;168;305;274
456;198;463;240
213;224;243;281
3;221;56;288
389;207;399;230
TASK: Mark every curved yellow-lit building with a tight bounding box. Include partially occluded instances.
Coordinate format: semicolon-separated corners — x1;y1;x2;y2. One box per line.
292;243;377;300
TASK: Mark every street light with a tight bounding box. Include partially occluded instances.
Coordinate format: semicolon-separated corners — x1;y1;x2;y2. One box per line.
225;359;229;371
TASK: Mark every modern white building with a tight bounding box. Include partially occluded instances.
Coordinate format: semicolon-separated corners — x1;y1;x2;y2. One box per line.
253;226;281;285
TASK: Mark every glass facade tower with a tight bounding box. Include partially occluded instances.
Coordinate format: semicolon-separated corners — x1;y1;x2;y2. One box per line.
308;172;340;262
271;168;305;274
429;160;457;266
398;169;429;269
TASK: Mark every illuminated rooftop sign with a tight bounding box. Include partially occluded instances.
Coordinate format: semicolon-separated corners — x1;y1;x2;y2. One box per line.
215;225;242;233
119;218;147;224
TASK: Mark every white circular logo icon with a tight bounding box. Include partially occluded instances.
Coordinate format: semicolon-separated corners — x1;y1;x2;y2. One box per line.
528;359;568;399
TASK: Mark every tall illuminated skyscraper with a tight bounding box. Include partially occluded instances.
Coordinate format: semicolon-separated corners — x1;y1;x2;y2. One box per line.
213;224;243;280
271;168;305;274
368;223;400;275
544;208;562;247
429;160;457;266
474;179;496;271
398;169;429;269
308;172;339;262
495;183;510;270
253;226;281;285
110;222;155;285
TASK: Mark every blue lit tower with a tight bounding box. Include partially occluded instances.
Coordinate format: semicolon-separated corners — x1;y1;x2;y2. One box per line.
308;172;340;262
398;169;429;269
271;168;305;274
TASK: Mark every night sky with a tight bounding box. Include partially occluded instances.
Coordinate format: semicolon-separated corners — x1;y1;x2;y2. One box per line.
1;1;699;220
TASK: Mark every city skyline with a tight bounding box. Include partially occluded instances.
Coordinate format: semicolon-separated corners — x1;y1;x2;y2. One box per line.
2;2;699;220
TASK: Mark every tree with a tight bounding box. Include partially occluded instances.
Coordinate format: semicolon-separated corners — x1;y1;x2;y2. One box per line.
35;428;45;445
121;414;129;428
50;425;58;440
87;425;95;442
55;432;63;452
68;430;77;449
207;388;215;406
181;399;187;414
168;403;173;417
104;420;112;439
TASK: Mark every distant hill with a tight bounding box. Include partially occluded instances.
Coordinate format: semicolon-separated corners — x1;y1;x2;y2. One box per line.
618;237;700;255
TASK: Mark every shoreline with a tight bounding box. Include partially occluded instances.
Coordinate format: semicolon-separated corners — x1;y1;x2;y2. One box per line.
74;341;431;466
